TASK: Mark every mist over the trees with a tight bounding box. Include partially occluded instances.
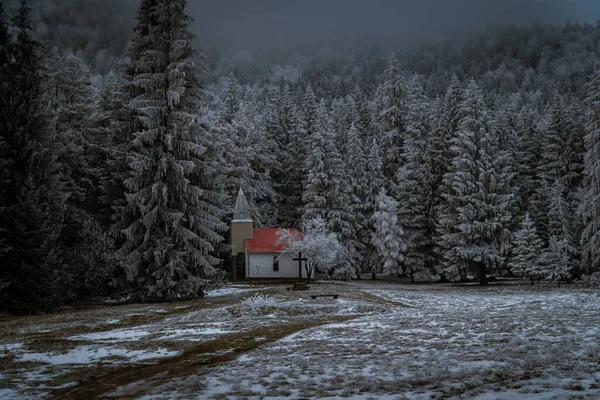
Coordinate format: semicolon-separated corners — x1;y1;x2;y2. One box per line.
190;0;600;54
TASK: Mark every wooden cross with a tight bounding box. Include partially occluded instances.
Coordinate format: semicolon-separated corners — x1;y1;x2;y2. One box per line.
293;251;308;281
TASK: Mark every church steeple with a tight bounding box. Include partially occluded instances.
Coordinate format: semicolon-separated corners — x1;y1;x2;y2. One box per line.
233;188;252;222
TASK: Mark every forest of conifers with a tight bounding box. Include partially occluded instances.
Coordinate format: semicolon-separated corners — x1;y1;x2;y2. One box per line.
2;0;600;314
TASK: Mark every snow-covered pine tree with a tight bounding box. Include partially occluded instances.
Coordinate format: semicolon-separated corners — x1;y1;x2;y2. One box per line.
430;74;463;195
494;99;523;230
371;188;407;280
302;99;330;223
395;75;434;281
279;103;307;228
221;71;239;124
325;111;359;280
509;213;544;285
430;75;464;280
581;59;600;275
513;106;541;220
542;237;571;287
540;94;581;187
43;50;98;218
527;109;553;242
106;0;158;243
536;96;584;270
270;85;303;228
546;179;578;263
303;84;318;132
364;137;386;276
345;120;368;277
373;54;406;184
0;0;67;313
352;85;373;140
115;0;226;301
436;79;513;285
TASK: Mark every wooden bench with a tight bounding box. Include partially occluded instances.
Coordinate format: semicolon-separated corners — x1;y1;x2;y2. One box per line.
310;294;339;299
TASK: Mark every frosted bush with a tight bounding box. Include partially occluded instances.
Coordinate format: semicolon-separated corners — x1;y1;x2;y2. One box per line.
239;293;277;315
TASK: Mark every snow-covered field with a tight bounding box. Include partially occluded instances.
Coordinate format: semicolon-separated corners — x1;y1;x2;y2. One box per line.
146;283;600;400
1;282;600;399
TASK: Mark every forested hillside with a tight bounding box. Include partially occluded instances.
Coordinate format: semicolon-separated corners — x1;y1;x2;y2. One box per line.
2;0;600;313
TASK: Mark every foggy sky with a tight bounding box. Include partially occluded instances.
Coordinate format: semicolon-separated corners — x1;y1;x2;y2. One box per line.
189;0;600;53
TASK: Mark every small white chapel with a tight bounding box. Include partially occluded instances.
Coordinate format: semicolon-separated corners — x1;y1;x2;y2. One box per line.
230;188;310;280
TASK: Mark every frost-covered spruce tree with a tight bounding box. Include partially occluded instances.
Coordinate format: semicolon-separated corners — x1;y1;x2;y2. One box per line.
373;54;406;183
430;74;463;196
302;99;330;222
345;121;368;276
542;237;571;287
270;85;303;228
546;179;578;262
0;0;67;314
537;95;584;253
581;59;600;275
395;75;434;281
326;113;359;280
279;103;308;228
493;100;523;230
437;79;512;285
509;214;544;285
116;0;226;301
540;95;582;187
330;96;355;157
43;51;98;217
372;189;407;281
364;137;386;275
431;75;464;279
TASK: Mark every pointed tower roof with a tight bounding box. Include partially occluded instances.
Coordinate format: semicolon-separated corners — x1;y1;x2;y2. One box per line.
232;188;252;222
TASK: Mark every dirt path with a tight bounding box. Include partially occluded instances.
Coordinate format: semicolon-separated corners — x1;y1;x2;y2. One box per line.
50;314;359;399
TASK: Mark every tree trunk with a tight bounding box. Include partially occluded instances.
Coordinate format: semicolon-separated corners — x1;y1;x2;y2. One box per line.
557;280;560;288
410;273;415;283
530;277;534;286
372;270;376;280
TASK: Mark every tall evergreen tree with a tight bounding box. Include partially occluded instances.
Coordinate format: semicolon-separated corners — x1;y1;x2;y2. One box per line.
430;75;464;279
363;137;385;274
542;237;571;287
325;114;359;279
436;79;512;285
345;121;369;276
373;54;406;183
581;59;600;274
115;0;226;301
509;213;544;285
372;189;407;280
395;75;434;281
0;0;67;313
302;99;330;223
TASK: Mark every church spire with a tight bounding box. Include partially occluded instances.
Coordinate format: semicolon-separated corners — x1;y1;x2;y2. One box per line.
233;188;252;222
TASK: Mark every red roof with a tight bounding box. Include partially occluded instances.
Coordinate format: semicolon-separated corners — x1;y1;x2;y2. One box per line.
246;228;302;253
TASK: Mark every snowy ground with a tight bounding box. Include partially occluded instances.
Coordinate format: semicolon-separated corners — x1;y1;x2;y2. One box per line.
146;283;600;400
1;282;600;399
